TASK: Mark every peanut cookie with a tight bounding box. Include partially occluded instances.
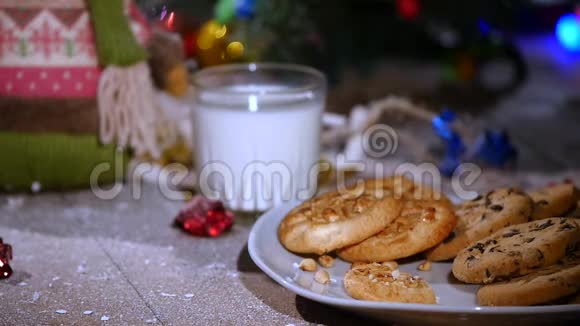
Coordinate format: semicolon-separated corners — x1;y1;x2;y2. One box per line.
343;262;436;304
426;188;533;261
361;175;416;198
337;199;456;262
278;191;403;254
452;218;580;284
529;184;578;221
363;176;449;204
477;250;580;306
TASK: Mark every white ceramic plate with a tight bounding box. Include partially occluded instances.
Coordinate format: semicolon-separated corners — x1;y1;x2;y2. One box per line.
248;200;580;325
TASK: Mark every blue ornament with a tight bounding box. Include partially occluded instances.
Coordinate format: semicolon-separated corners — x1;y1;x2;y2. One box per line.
433;109;518;175
432;109;465;176
215;0;256;24
474;129;517;168
236;0;256;19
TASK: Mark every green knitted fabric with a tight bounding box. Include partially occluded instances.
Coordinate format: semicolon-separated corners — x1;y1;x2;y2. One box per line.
0;133;127;191
87;0;147;66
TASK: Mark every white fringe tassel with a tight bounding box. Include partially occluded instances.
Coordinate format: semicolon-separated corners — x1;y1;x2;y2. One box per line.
97;62;176;158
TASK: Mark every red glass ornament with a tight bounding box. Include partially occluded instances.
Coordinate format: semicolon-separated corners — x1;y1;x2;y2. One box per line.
174;196;234;237
0;238;13;280
0;259;12;279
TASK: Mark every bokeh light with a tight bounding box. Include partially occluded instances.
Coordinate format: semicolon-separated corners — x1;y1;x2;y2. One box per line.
226;41;244;59
556;13;580;52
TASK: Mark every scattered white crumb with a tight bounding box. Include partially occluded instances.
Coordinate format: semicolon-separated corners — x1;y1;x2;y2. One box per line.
227;271;239;278
6;196;24;209
184;294;194;298
88;274;109;281
17;282;27;286
146;319;156;324
144;259;150;265
76;262;88;274
115;202;129;211
63;282;72;286
286;324;296;326
52;276;60;281
160;262;167;267
63;207;92;220
160;292;176;297
292;262;300;269
204;262;226;269
83;310;93;315
101;315;109;321
31;181;41;193
55;309;67;314
31;291;41;302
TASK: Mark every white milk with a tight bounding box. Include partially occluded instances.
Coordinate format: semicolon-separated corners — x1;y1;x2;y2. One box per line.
192;84;324;211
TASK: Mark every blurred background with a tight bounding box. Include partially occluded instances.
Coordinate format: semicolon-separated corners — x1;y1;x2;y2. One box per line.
2;0;580;192
137;0;575;110
133;0;580;172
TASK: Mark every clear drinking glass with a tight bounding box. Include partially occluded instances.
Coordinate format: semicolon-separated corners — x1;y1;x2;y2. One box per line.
192;63;327;212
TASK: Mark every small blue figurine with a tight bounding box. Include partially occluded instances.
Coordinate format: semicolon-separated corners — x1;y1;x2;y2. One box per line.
432;109;517;176
432;109;465;176
473;129;517;168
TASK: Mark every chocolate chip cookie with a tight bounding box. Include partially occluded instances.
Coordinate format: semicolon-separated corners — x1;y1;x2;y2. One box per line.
567;292;580;304
529;184;578;221
477;250;580;306
452;218;580;284
426;188;533;261
566;200;580;218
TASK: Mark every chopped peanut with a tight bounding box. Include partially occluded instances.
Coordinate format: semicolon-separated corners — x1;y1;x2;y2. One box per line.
314;269;331;284
318;255;335;268
381;261;398;270
299;258;317;272
417;260;432;272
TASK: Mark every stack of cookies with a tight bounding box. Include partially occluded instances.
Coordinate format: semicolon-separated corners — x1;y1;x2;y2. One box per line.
277;176;580;306
278;176;455;304
452;218;580;306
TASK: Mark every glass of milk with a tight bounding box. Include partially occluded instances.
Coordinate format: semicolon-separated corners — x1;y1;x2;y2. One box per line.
192;63;326;212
